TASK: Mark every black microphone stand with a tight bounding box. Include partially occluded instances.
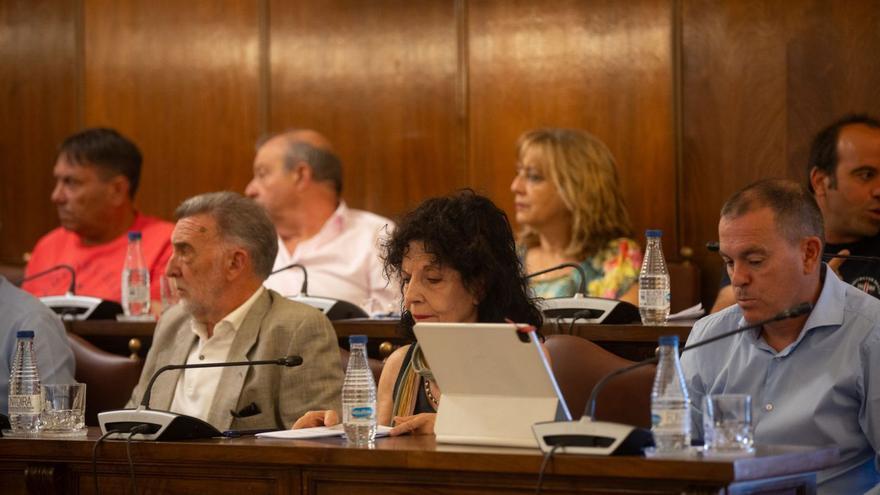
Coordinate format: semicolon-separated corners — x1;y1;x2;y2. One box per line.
527;262;640;324
99;355;303;441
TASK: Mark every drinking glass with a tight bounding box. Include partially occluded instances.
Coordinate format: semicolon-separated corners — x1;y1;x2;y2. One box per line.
702;394;753;453
41;383;86;433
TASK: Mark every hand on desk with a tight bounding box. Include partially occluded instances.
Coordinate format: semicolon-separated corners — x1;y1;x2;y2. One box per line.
292;410;340;429
390;413;436;436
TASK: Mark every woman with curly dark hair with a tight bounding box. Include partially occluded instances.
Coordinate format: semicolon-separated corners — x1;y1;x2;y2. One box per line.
293;190;543;435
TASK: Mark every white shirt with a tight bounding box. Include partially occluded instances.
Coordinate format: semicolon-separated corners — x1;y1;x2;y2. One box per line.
169;287;265;422
263;201;398;314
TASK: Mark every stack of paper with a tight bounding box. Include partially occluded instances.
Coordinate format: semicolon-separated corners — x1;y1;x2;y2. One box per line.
256;424;392;440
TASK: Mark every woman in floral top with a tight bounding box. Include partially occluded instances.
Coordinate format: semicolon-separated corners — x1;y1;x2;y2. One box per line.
511;128;643;303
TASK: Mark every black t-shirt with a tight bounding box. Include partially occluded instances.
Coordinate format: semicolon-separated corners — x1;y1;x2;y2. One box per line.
718;234;880;299
825;234;880;298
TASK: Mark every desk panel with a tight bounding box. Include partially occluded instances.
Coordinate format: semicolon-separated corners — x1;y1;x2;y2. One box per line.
0;430;835;495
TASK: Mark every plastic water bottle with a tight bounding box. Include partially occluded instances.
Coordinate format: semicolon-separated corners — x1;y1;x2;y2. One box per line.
651;335;691;452
122;231;150;316
639;229;670;325
342;335;377;444
8;331;42;433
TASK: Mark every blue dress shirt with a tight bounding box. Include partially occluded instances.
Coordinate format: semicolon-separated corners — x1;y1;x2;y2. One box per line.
682;267;880;494
0;275;75;415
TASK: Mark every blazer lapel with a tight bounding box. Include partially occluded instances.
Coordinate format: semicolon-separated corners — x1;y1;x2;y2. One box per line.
206;290;271;430
151;320;197;411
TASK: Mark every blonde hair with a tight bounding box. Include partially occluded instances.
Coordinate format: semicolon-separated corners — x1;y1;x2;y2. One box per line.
516;128;633;259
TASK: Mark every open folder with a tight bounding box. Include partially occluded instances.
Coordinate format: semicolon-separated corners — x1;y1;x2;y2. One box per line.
414;322;570;449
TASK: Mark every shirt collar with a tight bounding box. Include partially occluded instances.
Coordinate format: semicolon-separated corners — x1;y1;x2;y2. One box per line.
750;264;844;356
319;200;348;238
189;286;265;341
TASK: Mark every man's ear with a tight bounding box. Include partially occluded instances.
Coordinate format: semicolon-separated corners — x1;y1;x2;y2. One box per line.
809;167;831;198
291;162;313;190
108;175;131;206
801;236;823;274
225;248;249;281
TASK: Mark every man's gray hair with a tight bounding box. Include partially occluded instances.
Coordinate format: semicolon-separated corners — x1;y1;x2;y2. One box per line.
721;179;825;246
257;130;343;194
174;191;278;279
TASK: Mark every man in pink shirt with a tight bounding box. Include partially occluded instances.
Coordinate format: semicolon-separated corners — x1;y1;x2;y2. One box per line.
22;128;173;305
245;129;397;314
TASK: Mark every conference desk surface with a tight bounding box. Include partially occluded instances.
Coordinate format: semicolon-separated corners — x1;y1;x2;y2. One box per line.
66;318;693;361
1;428;836;495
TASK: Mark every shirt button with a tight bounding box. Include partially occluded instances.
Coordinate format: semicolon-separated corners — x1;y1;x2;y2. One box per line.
764;403;774;411
198;355;205;361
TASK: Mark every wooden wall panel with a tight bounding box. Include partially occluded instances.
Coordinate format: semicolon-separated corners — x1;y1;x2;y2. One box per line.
268;0;461;219
0;0;77;264
681;0;880;306
82;0;261;220
468;0;677;256
3;0;880;310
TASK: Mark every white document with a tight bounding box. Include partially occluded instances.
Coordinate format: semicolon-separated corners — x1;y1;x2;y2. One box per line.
667;303;705;321
256;424;392;440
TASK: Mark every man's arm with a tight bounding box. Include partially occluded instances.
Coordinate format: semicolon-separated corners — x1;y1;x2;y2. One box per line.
27;311;75;387
279;310;344;427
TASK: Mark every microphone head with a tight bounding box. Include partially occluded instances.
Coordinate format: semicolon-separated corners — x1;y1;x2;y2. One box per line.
279;355;303;367
780;302;813;319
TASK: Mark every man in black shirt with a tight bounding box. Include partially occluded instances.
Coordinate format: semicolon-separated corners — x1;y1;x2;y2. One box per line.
712;114;880;311
809;114;880;297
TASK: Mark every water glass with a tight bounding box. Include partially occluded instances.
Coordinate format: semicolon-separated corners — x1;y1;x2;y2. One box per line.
702;394;753;453
41;383;86;432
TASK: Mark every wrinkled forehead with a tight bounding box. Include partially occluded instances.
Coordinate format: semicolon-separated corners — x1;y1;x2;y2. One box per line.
172;214;220;244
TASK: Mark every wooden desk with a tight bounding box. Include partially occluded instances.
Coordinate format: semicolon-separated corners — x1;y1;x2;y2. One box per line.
0;429;836;495
66;319;692;361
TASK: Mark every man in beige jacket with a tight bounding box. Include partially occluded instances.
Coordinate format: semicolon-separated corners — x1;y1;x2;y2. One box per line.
127;192;342;431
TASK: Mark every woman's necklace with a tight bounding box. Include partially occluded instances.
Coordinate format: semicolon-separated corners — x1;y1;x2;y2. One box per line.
423;378;440;408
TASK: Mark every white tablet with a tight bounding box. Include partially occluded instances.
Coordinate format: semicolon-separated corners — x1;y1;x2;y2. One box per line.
413;322;570;449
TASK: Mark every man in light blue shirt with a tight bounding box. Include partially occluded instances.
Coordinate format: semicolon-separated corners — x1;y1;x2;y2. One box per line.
0;275;75;415
682;179;880;494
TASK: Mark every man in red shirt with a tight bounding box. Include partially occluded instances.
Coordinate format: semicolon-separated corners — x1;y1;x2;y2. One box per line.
22;128;173;305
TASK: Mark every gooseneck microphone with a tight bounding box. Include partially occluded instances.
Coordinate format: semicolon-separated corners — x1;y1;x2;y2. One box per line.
269;263;309;295
268;262;368;320
526;262;587;296
99;355;303;441
527;262;640;324
21;264;77;294
22;263;123;320
584;302;813;420
532;302;813;456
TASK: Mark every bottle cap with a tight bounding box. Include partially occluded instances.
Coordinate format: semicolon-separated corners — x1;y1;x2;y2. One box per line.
646;229;662;238
16;330;35;339
658;335;679;346
349;334;367;345
128;231;142;241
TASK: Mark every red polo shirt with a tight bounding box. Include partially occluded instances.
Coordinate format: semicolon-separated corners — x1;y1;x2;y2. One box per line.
22;213;173;302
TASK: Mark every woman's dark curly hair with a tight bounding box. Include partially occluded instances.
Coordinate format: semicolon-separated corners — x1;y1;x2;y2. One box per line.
383;189;543;338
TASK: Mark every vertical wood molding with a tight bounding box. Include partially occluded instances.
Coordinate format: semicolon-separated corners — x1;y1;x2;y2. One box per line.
456;0;471;188
258;0;270;139
75;0;84;129
671;0;683;255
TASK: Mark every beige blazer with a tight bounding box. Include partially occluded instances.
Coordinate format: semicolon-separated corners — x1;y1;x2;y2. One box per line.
127;289;343;431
